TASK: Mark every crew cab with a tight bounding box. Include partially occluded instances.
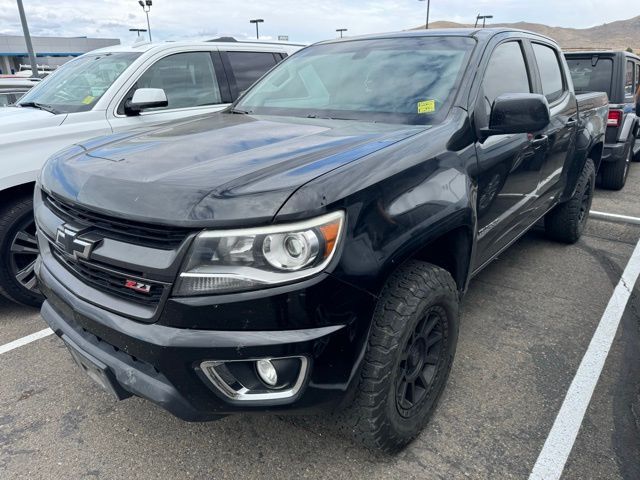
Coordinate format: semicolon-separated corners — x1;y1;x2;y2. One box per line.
565;50;640;189
35;29;607;452
0;39;301;306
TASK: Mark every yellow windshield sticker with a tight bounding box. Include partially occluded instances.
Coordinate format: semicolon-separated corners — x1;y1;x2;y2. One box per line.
417;100;436;114
82;95;95;105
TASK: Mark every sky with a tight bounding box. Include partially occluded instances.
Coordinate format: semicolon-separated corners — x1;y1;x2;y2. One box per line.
0;0;639;45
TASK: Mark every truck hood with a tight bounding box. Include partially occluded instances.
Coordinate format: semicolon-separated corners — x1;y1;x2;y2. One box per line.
0;106;66;133
41;113;425;227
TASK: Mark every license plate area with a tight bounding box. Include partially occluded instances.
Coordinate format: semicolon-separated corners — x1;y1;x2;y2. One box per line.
62;336;131;401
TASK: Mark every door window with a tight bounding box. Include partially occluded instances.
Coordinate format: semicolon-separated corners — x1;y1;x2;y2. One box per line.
0;93;12;107
226;51;279;93
482;41;531;112
532;43;565;103
625;60;635;97
132;52;222;111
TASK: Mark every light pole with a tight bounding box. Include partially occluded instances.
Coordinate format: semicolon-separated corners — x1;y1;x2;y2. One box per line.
250;19;264;40
138;0;152;42
16;0;39;78
336;28;347;38
129;28;147;37
474;14;493;28
418;0;430;30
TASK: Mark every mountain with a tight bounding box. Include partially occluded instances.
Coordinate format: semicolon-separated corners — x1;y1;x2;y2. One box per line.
413;16;640;52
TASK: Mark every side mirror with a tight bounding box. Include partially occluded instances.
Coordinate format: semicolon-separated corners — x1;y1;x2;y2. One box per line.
482;93;550;138
124;88;168;116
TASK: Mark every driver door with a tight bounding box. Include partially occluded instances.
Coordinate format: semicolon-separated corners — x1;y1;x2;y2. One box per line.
473;40;548;269
108;50;232;132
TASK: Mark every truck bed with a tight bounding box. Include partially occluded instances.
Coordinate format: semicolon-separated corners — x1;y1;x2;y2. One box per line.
575;91;609;111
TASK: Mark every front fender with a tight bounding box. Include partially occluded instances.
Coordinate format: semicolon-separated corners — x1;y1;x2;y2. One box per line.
275;132;478;297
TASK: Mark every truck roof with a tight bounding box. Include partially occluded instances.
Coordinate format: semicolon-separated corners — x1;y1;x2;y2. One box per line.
564;50;640;61
315;27;558;46
87;39;304;56
0;77;40;88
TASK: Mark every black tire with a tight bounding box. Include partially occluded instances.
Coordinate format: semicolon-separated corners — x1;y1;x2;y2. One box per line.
0;194;43;307
544;158;595;244
600;139;632;190
338;260;459;452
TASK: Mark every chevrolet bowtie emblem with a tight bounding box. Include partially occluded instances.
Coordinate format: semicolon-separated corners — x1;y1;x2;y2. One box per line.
55;225;102;260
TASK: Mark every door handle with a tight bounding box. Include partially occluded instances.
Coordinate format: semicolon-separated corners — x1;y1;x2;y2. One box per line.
531;134;548;146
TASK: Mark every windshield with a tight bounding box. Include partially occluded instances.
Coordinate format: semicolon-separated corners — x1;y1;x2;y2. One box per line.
565;56;614;97
17;52;141;114
235;36;475;125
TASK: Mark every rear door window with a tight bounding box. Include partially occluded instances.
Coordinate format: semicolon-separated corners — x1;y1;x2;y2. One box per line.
532;43;565;103
625;60;635;97
226;51;279;93
565;56;613;97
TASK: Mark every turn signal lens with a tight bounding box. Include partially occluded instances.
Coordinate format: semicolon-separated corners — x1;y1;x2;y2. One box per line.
319;221;340;258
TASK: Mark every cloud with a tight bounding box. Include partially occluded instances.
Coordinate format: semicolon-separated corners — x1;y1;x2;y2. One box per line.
0;0;638;44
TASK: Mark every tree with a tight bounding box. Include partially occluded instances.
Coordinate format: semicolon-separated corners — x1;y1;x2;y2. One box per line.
626;47;634;53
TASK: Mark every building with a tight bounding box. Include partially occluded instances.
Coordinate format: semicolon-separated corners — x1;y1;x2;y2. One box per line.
0;34;120;75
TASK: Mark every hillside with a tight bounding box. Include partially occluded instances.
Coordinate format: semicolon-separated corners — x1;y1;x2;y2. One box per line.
414;16;640;52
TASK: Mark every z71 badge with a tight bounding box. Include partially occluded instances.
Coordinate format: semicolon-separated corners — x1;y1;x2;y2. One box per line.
124;279;152;294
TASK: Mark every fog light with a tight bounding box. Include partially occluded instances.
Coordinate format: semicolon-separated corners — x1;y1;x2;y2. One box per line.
256;359;278;386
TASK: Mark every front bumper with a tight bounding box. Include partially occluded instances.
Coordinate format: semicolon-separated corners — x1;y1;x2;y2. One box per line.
36;255;376;420
602;142;627;163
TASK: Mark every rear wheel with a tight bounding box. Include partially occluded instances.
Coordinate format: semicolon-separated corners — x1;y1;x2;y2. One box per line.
0;194;43;307
338;261;459;452
544;158;595;244
600;138;632;190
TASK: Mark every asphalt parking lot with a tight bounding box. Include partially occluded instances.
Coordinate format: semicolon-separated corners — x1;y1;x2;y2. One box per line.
2;169;640;480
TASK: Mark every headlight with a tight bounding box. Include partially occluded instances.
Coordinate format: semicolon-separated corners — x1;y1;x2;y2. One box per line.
174;211;345;295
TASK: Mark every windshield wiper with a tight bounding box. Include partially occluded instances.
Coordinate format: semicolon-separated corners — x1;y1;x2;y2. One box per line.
19;102;59;114
229;108;251;115
307;114;354;121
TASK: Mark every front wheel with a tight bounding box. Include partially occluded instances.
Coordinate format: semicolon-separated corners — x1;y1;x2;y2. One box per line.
0;194;43;307
544;158;595;244
338;260;459;452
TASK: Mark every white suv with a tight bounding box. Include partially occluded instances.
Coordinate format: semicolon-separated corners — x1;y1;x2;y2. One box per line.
0;39;302;306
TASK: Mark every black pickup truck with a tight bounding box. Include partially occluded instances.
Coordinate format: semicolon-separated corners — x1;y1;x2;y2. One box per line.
34;29;607;452
565;50;640;189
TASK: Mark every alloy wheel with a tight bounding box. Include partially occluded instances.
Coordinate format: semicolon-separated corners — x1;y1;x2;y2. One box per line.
395;305;446;418
9;218;39;292
577;175;593;227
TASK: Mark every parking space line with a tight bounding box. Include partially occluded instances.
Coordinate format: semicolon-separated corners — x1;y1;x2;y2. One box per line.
0;328;53;355
590;210;640;225
529;237;640;480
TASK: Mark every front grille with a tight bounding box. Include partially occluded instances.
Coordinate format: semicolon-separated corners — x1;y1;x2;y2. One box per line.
44;191;192;249
50;241;166;307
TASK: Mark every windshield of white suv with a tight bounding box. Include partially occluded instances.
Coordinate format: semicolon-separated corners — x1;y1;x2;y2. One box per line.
235;36;475;125
17;52;141;114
